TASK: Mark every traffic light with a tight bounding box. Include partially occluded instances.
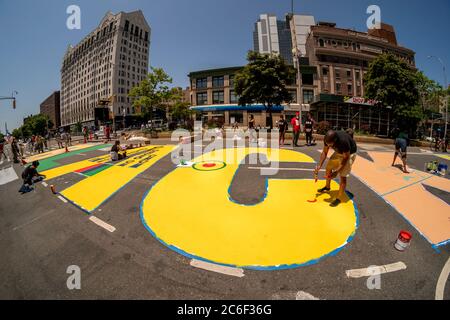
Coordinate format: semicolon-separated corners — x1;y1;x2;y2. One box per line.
12;99;16;109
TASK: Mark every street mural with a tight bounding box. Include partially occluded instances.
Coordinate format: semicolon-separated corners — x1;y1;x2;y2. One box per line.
41;145;175;212
141;148;359;270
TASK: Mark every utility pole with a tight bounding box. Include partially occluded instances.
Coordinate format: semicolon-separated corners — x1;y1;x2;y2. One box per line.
428;55;448;140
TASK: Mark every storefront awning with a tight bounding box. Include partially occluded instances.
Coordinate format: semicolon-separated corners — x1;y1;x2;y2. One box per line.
190;104;284;112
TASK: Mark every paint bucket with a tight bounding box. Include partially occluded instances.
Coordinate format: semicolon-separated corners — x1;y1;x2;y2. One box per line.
394;230;412;251
438;163;447;176
50;185;56;194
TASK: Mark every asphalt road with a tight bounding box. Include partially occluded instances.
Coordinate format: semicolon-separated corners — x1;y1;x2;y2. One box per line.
0;139;449;300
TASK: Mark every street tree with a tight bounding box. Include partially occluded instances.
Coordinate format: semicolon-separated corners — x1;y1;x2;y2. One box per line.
234;51;295;129
128;67;173;122
167;87;192;124
364;53;422;133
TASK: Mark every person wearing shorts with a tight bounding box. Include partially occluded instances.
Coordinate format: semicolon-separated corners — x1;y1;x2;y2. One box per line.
314;130;357;207
392;130;410;173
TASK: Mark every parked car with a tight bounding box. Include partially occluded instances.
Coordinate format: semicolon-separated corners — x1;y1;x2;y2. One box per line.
148;119;168;131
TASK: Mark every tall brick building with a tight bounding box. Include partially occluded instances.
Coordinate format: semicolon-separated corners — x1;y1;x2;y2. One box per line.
40;91;61;128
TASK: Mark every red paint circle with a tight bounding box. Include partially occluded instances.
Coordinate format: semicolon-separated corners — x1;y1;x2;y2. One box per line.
202;163;217;168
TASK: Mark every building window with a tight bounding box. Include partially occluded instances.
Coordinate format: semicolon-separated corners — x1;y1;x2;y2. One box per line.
196;78;207;89
230;90;238;103
336;83;341;93
212;76;224;88
302;73;313;85
196;92;208;105
347;84;353;95
289;90;297;103
229;75;235;87
347;70;351;78
319;38;324;47
213;91;224;104
303;90;314;104
335;69;340;80
322;67;328;76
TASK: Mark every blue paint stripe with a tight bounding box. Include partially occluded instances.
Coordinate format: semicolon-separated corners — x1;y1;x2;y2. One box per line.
380;175;434;197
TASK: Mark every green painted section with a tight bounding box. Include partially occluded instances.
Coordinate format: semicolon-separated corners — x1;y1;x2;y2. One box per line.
37;144;112;171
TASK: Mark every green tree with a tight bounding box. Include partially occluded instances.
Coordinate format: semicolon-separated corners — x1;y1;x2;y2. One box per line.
10;114;52;139
128;67;173;121
415;71;442;114
364;53;422;132
167;87;192;123
235;51;295;129
74;121;82;134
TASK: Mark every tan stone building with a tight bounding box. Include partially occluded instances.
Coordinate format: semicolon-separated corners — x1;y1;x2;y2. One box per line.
60;10;150;129
304;22;415;134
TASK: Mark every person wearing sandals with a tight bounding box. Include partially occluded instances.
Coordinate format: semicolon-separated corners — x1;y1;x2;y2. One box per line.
314;130;357;207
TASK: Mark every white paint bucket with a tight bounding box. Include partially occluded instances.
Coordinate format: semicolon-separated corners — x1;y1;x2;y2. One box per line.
394;231;412;251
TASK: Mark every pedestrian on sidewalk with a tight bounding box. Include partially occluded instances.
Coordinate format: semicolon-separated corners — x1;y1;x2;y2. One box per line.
0;138;9;163
11;137;20;163
291;112;301;147
314;130;357;207
304;112;316;146
55;132;63;149
248;115;257;143
277;115;288;146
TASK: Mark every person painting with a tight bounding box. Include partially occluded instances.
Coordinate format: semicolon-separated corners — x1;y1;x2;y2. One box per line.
19;161;46;194
277;115;288;146
110;140;127;161
291;112;301;147
314;130;357;207
304;113;316;146
392;128;410;173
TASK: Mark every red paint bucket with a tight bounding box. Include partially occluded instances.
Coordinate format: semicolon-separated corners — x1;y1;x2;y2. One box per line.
394;231;412;251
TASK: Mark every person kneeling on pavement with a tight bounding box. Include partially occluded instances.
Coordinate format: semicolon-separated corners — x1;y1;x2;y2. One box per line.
314;130;357;207
19;161;46;194
110;140;127;161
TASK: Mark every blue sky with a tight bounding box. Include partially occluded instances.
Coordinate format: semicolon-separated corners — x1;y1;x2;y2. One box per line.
1;0;449;131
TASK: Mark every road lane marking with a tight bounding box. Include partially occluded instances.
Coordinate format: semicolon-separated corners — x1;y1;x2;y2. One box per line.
190;259;244;278
436;257;450;300
89;216;116;233
296;291;320;300
12;210;56;231
346;262;407;278
42;182;48;187
57;195;68;203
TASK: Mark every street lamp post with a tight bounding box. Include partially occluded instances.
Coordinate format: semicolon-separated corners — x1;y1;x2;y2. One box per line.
292;48;303;128
428;55;448;140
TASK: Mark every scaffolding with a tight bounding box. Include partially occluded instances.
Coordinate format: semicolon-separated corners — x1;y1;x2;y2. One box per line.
310;101;392;136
